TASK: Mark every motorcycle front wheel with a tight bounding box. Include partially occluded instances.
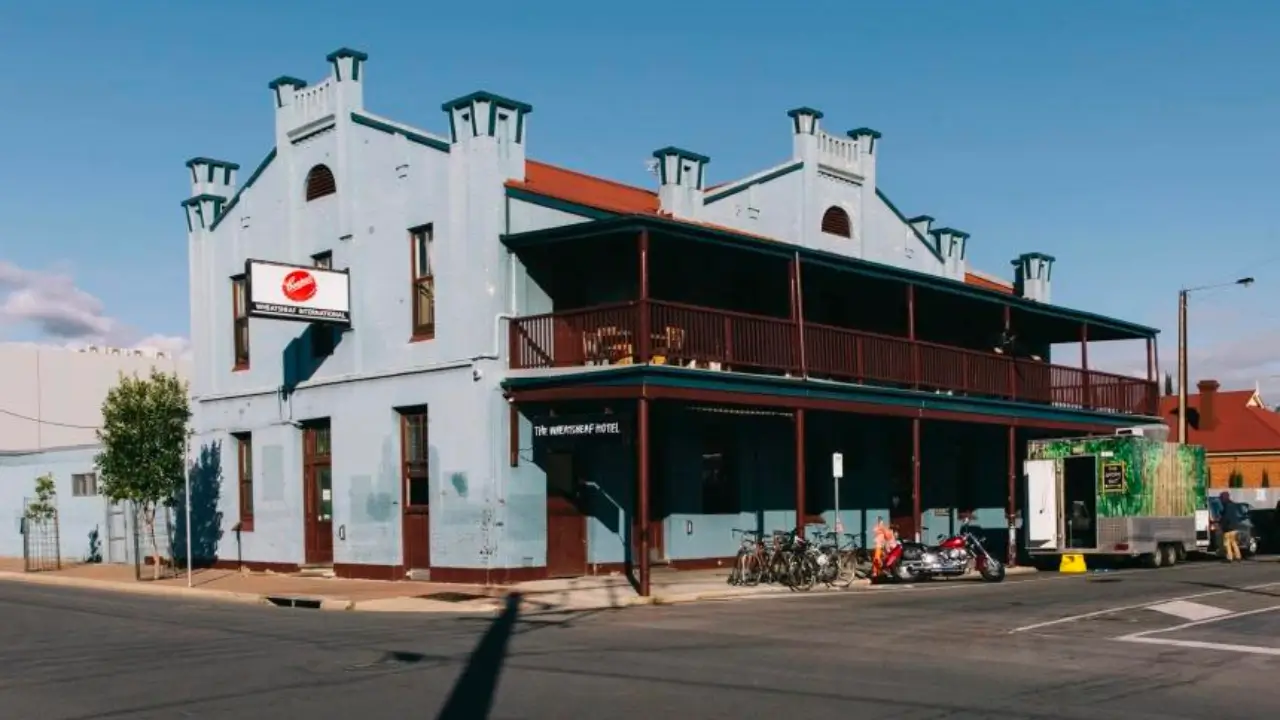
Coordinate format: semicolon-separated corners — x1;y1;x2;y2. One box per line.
979;558;1006;582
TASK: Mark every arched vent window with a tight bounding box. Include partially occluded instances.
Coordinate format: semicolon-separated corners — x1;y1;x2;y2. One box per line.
821;206;851;238
305;164;337;201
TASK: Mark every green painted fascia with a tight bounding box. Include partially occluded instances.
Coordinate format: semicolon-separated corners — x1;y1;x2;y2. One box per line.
268;76;307;90
652;146;711;164
502;365;1156;427
876;188;945;263
441;90;533;115
184;157;240;171
500;214;1159;339
326;47;369;62
906;214;934;224
209;148;276;232
349;112;450;152
931;226;969;239
847;127;883;140
786;107;824;120
503;186;618;221
704;161;804;205
1019;251;1057;263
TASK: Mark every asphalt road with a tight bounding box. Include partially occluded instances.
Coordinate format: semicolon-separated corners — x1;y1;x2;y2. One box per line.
2;560;1280;720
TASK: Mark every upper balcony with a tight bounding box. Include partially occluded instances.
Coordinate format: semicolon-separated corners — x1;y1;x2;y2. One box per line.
504;216;1160;418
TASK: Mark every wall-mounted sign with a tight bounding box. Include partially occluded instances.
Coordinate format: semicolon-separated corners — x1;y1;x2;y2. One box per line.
246;259;351;326
532;413;630;447
1100;461;1127;494
832;452;844;479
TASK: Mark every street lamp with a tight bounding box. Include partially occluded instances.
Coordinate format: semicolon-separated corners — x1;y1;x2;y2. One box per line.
1178;277;1255;443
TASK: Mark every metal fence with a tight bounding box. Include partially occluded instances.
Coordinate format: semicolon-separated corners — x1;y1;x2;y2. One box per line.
21;497;61;573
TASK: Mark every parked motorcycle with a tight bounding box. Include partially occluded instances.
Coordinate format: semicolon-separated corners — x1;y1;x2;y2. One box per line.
881;522;1005;583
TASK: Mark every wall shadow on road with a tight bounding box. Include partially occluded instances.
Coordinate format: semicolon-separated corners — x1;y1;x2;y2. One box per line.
435;591;522;720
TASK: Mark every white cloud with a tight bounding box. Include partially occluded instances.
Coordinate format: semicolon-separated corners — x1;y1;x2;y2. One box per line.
0;260;189;358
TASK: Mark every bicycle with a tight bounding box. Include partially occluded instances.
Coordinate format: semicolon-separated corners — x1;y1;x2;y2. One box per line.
728;529;766;586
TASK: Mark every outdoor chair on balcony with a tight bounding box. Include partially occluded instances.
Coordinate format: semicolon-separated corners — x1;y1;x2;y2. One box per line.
651;326;687;366
593;325;634;365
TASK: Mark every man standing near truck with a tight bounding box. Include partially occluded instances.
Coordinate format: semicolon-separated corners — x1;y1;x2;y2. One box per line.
1219;491;1243;562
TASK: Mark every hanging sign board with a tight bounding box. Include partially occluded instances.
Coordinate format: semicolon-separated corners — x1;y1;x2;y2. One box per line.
531;413;630;448
246;259;351;326
832;452;844;479
1100;461;1127;494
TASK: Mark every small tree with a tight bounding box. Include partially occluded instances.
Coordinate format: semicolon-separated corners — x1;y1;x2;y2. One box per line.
95;370;190;579
1164;373;1174;397
1262;469;1271;489
25;473;57;522
1229;469;1245;489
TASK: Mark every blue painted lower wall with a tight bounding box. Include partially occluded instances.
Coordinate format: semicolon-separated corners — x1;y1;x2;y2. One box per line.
0;391;1030;575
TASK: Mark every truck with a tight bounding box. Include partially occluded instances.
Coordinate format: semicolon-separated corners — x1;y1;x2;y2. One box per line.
1023;426;1207;568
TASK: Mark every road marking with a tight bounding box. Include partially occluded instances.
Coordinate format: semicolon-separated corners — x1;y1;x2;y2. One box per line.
1115;603;1280;655
1008;581;1280;633
1146;600;1232;622
1117;637;1280;656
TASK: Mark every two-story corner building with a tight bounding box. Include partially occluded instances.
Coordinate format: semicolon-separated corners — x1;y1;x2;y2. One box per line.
184;47;1161;592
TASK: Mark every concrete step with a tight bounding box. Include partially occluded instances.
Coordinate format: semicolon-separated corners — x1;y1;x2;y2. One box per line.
297;564;335;579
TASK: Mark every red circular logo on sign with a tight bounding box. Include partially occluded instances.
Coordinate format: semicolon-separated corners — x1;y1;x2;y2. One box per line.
282;270;317;303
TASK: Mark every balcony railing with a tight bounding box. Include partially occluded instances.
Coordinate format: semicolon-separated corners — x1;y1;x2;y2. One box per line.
509;301;1158;416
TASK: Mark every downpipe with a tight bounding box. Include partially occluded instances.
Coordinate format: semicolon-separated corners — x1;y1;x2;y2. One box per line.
470;313;517;364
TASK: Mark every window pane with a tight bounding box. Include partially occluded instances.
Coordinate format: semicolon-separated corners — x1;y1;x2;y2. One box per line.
414;279;434;329
316;467;333;521
407;476;430;506
404;414;428;463
414;230;433;278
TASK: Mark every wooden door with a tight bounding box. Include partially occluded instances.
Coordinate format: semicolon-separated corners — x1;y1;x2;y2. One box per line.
303;422;334;565
545;452;587;577
401;409;431;571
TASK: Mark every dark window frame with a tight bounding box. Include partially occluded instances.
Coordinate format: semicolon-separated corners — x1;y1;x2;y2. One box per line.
410;225;435;341
231;274;249;370
304;165;337;201
234;432;254;531
821;206;852;238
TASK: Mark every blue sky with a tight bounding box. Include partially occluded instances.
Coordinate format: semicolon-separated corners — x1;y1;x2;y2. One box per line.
1;1;1278;388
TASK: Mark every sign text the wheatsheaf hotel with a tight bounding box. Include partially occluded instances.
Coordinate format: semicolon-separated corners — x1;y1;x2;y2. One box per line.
534;420;623;438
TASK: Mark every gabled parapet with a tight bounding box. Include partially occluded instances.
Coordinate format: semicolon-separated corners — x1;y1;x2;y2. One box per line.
653;146;710;219
442;90;532;179
930;227;969;281
1012;252;1055;303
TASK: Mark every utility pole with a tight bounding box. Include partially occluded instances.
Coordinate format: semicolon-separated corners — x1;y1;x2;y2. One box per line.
1178;277;1255;444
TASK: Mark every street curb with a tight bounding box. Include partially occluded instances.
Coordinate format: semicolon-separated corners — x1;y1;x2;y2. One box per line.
0;571;270;606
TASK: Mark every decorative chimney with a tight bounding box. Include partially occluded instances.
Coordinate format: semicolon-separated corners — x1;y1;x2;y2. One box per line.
1197;379;1221;431
442;90;533;181
787;106;823;161
182;158;239;232
1012;252;1055;303
930;227;969;281
653;146;709;219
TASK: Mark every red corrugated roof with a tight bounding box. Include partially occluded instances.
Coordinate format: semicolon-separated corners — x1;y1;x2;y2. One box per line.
1158;389;1280;452
510;160;1014;292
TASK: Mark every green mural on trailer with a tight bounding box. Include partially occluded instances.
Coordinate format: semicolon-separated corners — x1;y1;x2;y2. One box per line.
1027;435;1206;518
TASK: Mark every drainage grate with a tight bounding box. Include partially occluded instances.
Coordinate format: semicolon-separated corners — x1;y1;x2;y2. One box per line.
417;591;488;603
266;596;323;609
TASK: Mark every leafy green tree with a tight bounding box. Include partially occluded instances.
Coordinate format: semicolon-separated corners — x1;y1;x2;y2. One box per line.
25;473;57;522
95;370;190;579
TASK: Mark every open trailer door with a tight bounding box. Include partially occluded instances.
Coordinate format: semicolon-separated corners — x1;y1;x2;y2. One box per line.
1025;459;1059;550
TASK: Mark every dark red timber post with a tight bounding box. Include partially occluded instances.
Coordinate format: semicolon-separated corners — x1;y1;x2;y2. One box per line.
1080;323;1091;410
911;416;922;542
1006;424;1017;566
907;284;918;388
1003;304;1016;401
638;229;651;363
790;252;807;377
637;395;651;597
795;408;807;537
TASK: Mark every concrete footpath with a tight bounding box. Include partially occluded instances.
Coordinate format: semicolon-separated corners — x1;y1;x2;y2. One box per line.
0;557;1036;614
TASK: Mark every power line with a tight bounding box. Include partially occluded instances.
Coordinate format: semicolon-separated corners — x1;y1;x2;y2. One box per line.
0;406;101;430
